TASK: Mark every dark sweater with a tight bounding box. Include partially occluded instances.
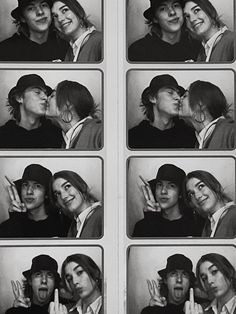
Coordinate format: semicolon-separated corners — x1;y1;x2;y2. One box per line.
141;303;185;314
0;119;63;149
6;303;50;314
0;32;68;61
128;119;196;149
132;212;203;237
128;31;201;62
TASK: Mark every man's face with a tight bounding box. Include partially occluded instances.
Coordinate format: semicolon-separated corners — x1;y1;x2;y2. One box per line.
21;180;46;211
155;87;180;117
30;270;55;305
21;0;52;35
153;0;184;35
155;180;180;211
19;87;48;118
165;269;190;305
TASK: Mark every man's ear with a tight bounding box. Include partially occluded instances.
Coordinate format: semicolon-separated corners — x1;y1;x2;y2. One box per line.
149;95;157;104
16;95;23;104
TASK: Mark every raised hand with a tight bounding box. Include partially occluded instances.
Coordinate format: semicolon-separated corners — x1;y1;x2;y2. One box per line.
11;280;31;308
184;288;204;314
5;176;27;213
49;289;68;314
147;276;167;307
139;175;161;212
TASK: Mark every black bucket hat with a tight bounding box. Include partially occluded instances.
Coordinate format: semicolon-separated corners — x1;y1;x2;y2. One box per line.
144;0;183;20
11;0;53;20
148;74;185;96
22;254;60;282
148;164;186;196
158;254;195;281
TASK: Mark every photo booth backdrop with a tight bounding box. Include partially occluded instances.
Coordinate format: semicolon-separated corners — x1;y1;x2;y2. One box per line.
0;69;103;126
0;245;102;313
0;157;102;224
127;245;236;314
127;69;235;130
0;0;103;42
127;156;235;235
127;0;235;47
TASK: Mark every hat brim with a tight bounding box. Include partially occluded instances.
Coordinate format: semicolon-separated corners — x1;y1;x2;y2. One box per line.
158;268;195;281
22;269;61;282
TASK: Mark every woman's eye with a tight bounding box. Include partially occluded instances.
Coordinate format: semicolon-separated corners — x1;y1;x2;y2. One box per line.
198;183;205;190
194;7;201;14
54;191;60;198
188;191;194;199
64;184;71;190
62;7;69;14
201;275;207;282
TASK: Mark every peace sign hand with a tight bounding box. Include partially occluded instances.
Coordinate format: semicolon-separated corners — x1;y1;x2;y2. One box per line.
147;277;167;307
139;175;161;213
49;289;68;314
5;176;27;213
11;280;31;308
184;288;204;314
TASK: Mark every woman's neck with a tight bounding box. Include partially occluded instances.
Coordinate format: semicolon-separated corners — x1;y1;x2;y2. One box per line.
202;25;220;43
217;288;235;312
82;288;101;312
70;27;87;43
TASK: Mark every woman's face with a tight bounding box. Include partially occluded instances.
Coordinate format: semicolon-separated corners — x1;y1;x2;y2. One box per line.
46;90;61;118
64;262;97;301
186;177;219;216
52;1;81;40
179;89;194;118
199;261;232;300
153;0;184;36
52;177;84;215
183;2;215;41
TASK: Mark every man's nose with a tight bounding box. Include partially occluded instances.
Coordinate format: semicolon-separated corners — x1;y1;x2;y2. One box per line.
176;273;183;282
41;273;47;283
168;6;176;16
161;185;168;194
26;185;34;194
36;5;44;15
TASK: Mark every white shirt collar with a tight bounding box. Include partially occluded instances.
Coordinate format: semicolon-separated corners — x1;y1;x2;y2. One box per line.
75;201;101;238
196;116;224;149
205;295;236;314
203;26;227;62
62;116;92;149
69;295;102;314
209;201;234;237
70;26;96;62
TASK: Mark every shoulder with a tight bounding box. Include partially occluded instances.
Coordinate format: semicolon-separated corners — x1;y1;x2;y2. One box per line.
90;30;102;42
222;30;235;42
129;120;151;133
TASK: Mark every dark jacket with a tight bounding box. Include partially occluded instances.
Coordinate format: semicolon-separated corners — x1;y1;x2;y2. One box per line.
6;303;50;314
141;303;185;314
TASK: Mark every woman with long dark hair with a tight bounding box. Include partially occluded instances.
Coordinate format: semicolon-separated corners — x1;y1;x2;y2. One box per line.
50;170;103;238
183;0;234;62
179;80;235;149
51;0;102;62
183;170;236;237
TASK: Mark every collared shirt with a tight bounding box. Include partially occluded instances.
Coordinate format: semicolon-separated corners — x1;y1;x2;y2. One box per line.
209;201;234;237
62;117;92;149
205;295;236;314
75;201;101;238
203;26;228;62
70;26;96;62
69;295;102;314
196;117;224;149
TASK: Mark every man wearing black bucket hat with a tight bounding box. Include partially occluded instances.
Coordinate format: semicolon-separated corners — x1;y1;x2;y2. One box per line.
0;74;63;148
128;74;196;149
0;0;68;61
132;164;203;237
6;254;61;313
141;254;195;314
0;164;69;237
128;0;201;62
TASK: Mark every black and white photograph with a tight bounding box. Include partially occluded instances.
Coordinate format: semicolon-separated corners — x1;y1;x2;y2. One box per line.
127;156;236;238
127;69;235;150
0;69;103;150
0;245;103;314
127;245;236;314
127;0;235;63
0;156;103;238
0;0;103;62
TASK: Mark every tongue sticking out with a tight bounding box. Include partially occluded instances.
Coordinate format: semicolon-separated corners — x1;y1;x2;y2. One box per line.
38;289;48;300
174;288;183;299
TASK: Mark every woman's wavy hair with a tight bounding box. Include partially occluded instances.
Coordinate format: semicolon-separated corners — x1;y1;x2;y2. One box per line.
183;0;225;29
55;80;98;121
188;80;230;120
196;253;236;292
183;170;231;210
61;254;102;296
52;0;93;35
49;170;97;212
